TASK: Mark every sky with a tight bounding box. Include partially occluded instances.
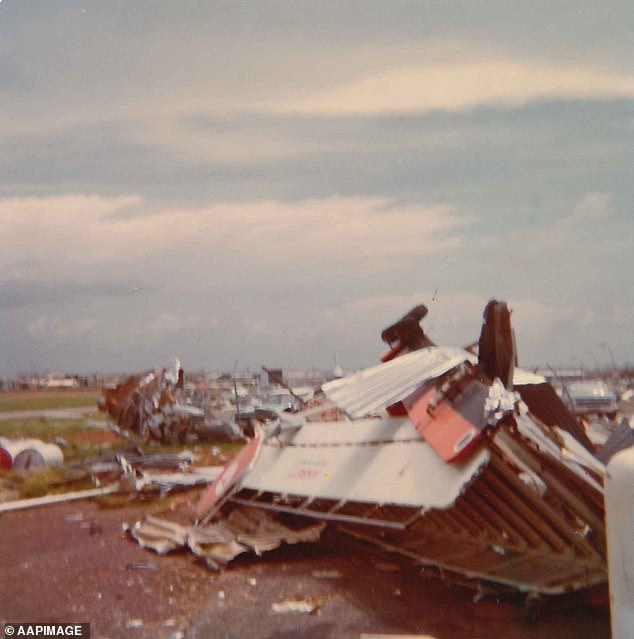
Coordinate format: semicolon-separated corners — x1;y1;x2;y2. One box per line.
1;1;633;375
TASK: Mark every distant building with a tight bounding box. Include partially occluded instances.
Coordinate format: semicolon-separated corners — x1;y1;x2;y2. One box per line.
44;375;80;389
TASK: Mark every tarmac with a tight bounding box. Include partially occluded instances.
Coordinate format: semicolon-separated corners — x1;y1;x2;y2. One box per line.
0;498;610;639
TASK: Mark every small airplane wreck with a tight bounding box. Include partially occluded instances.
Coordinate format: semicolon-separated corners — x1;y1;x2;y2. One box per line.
130;300;608;604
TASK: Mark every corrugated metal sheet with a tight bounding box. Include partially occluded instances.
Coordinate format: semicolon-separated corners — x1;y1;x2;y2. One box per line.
322;347;551;419
514;414;604;490
322;347;476;418
130;506;325;567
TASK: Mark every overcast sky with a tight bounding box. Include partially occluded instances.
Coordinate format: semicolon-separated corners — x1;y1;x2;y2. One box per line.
1;1;633;375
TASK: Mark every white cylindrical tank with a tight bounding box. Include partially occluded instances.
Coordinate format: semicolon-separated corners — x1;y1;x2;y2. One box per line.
605;446;634;639
0;439;64;472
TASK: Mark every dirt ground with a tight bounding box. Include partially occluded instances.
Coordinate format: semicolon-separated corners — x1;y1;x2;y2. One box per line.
0;498;610;639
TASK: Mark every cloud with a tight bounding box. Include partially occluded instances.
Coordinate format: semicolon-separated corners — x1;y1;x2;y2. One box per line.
0;193;472;276
267;60;634;115
0;278;150;310
146;312;201;337
569;192;613;223
27;314;99;340
1;4;632;374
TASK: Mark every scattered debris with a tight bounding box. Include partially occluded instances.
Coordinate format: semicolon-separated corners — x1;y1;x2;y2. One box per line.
199;302;609;595
271;595;326;615
118;300;613;600
126;560;159;571
100;360;246;444
126;619;144;629
129;506;326;566
64;512;85;522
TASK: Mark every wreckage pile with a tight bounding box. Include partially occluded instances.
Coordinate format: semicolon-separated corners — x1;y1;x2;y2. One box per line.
99;361;244;444
99;362;198;443
130;301;614;598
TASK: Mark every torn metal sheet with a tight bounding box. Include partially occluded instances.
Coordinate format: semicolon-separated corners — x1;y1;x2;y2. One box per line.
514;414;604;491
514;382;594;451
137;467;223;494
196;429;264;522
271;595;326;614
129;506;325;565
114;449;195;470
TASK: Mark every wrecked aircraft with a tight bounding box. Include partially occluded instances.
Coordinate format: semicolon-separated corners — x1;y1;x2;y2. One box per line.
131;301;610;599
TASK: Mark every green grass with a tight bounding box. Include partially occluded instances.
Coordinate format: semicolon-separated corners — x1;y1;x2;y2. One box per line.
0;414;242;502
0;395;99;412
0;416;101;440
0;415;121;465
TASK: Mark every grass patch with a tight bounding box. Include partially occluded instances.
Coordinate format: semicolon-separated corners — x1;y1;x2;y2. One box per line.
0;416;99;440
3;467;96;499
0;394;100;412
0;415;129;468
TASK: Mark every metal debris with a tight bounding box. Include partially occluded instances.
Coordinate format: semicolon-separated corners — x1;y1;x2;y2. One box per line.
221;301;609;595
100;360;242;444
129;506;326;565
0;485;119;513
271;595;326;615
100;366;191;443
125;300;613;599
126;619;144;629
